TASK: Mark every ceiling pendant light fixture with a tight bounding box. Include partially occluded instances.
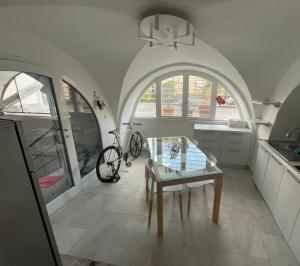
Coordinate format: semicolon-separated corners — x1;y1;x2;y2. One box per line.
138;13;195;50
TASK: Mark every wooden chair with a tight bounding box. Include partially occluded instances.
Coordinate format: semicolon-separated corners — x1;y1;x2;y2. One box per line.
187;152;217;216
145;158;183;226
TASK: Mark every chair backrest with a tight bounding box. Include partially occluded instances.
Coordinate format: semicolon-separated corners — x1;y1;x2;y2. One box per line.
206;152;217;165
143;142;148;150
145;158;156;180
143;142;151;158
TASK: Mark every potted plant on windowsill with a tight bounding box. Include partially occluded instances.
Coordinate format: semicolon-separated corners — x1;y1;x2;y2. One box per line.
163;105;174;115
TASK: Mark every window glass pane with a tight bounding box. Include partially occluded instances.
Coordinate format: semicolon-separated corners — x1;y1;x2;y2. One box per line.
15;73;50;113
215;84;240;120
161;75;183;117
62;81;103;178
188;75;212;118
135;84;156;117
2;79;22;112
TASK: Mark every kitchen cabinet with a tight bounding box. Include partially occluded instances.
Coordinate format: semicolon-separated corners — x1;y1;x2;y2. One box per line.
253;143;270;191
262;153;285;211
193;124;253;166
289;211;300;263
273;167;300;241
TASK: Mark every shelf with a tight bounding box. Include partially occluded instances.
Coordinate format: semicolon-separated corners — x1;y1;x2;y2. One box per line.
255;119;272;127
252;100;281;108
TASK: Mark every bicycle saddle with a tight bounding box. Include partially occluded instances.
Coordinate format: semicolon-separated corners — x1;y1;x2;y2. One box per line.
108;128;119;134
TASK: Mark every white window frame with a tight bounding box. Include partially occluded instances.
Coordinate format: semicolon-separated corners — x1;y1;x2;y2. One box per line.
133;71;242;122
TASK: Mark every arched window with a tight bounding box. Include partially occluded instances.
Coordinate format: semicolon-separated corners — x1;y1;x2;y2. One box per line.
2;73;52;114
134;72;241;121
134;83;156;117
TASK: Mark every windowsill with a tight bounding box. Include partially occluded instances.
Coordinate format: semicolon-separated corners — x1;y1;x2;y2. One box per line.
132;116;232;125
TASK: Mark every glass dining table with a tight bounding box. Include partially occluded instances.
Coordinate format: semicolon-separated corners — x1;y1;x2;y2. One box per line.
147;136;223;236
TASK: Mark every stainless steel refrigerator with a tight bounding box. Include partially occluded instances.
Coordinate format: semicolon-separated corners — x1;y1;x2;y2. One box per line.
0;118;62;266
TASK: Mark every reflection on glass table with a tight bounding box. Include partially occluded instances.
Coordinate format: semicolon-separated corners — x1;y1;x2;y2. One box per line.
146;136;223;237
147;136;220;181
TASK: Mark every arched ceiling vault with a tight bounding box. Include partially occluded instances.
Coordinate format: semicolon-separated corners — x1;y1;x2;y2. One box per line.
0;0;299;115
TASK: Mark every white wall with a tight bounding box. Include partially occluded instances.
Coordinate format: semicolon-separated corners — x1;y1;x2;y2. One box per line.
269;84;300;141
0;29;116;147
119;41;254;123
257;55;300;141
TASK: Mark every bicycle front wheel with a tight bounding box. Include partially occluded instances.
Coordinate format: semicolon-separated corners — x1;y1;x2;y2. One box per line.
96;146;121;182
130;131;143;158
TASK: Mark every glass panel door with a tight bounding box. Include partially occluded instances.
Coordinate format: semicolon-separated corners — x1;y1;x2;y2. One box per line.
0;72;74;204
62;81;103;178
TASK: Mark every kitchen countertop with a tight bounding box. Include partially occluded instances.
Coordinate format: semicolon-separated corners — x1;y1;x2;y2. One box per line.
194;124;252;133
259;140;300;180
61;254;115;266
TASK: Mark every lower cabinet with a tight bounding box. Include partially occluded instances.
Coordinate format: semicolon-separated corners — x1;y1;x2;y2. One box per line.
251;141;300;262
289;211;300;263
253;143;270;192
262;154;285;211
193;128;252;166
273;168;300;241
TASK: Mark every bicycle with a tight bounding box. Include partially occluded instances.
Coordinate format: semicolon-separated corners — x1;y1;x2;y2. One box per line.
96;122;143;183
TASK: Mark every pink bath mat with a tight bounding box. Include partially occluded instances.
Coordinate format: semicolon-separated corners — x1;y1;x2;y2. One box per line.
39;175;64;188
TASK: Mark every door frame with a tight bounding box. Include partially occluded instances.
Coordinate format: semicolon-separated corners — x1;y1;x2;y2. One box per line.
0;60;83;215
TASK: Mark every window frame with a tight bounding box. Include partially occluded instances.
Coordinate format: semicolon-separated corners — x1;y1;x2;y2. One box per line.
133;71;242;122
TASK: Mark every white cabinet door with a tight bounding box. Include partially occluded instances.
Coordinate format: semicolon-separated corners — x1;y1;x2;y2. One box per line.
262;154;285;212
289;211;300;263
273;168;300;241
253;143;270;191
219;148;249;165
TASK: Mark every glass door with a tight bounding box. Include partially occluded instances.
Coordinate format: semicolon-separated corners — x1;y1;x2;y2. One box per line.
61;81;103;179
0;72;79;207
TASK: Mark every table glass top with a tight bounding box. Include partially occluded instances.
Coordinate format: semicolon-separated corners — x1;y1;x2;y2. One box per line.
147;136;222;181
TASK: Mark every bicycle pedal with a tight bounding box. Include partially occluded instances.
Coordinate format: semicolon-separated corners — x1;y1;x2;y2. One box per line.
126;162;132;167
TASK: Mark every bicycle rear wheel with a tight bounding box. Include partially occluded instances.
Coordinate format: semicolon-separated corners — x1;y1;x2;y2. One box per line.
130;131;143;158
96;145;121;182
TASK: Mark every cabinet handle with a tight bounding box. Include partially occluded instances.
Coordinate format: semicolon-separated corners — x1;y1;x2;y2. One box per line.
229;132;243;136
228;148;241;152
229;141;243;144
287;169;300;183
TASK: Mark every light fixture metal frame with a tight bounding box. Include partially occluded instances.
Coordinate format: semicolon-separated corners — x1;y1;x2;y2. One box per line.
138;13;195;50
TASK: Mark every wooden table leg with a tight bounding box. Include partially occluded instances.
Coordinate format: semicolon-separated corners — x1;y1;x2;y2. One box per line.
212;175;223;223
157;182;163;237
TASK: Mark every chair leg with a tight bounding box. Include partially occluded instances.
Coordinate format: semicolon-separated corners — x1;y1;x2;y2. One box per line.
173;191;176;197
148;200;153;227
145;173;149;202
178;191;183;220
187;189;191;217
203;185;206;192
148;179;155;227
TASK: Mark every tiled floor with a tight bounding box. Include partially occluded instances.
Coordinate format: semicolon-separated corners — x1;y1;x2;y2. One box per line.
50;154;299;266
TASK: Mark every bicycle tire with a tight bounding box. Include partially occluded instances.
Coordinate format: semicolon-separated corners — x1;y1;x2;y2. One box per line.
96;145;121;183
130;131;143;158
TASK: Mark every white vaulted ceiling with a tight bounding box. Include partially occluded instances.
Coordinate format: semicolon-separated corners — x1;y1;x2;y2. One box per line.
0;0;299;115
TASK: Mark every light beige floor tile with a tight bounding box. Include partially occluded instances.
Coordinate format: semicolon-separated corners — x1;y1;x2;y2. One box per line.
260;233;299;266
52;224;86;254
50;154;299;266
182;246;271;266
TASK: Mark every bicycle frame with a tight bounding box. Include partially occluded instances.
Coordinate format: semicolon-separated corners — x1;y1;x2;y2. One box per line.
111;125;134;157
